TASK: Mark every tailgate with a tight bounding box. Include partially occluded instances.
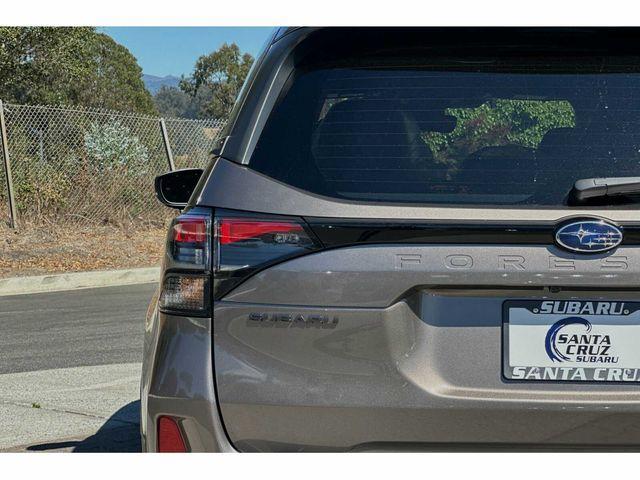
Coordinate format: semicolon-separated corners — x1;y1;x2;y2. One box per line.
213;244;640;451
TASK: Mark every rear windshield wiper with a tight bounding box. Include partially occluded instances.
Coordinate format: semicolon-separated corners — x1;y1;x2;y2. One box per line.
570;177;640;204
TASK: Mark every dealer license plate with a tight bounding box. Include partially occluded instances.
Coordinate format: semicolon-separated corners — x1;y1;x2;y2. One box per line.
503;300;640;382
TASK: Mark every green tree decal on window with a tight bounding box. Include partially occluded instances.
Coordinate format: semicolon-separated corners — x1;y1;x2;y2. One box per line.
422;99;576;174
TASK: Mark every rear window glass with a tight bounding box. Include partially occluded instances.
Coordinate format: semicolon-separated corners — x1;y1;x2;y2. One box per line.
249;53;640;206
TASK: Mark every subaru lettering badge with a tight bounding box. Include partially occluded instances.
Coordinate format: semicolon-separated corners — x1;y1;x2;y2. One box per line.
554;218;623;253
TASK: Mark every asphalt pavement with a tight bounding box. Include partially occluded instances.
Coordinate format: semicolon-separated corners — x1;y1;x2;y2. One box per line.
0;283;157;452
0;283;155;374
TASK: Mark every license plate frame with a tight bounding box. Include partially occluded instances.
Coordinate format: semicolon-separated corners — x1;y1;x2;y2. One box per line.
503;299;640;383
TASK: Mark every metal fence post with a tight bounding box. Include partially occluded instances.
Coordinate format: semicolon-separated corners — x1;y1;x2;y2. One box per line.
0;100;18;229
159;118;176;171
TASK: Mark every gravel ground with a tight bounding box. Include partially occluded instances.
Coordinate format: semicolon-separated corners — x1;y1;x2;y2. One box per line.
0;222;167;278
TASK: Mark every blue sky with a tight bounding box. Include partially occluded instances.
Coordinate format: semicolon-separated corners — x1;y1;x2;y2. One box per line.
99;27;274;78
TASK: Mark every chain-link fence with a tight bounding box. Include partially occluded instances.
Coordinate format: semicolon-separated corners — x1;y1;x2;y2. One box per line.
0;102;226;228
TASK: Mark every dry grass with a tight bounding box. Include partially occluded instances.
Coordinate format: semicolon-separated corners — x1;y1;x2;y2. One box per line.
0;222;167;278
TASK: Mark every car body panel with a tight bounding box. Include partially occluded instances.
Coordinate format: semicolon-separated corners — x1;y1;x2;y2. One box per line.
212;247;640;451
141;309;235;452
222;244;640;307
196;157;640;223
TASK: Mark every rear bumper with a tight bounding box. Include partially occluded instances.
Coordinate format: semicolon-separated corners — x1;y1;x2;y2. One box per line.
140;309;235;452
213;296;640;452
142;292;640;452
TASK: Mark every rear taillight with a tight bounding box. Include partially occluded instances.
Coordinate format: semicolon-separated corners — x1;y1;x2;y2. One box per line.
159;208;212;316
157;416;187;453
170;212;210;267
159;208;322;309
213;212;322;299
159;274;209;313
219;219;304;245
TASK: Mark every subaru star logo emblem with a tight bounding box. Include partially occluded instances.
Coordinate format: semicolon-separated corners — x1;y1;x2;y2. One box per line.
555;218;623;253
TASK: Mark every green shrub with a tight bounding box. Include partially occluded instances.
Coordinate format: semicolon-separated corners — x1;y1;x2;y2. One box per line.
84;120;150;175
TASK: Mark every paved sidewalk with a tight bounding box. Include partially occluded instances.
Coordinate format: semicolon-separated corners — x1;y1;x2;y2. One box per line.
0;363;142;452
0;283;153;452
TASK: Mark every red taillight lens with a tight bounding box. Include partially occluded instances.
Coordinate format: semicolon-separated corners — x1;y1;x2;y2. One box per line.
157;416;187;453
173;217;208;243
170;212;210;267
213;214;322;299
219;219;304;245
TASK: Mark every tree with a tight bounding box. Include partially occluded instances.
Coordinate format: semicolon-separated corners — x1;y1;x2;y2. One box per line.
80;33;156;114
0;27;94;105
153;86;191;118
0;27;156;114
179;43;253;118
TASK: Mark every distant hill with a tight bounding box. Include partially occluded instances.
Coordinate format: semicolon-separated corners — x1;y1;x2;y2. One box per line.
142;74;181;94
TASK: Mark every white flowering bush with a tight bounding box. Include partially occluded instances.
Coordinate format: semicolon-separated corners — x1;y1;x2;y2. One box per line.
84;120;150;175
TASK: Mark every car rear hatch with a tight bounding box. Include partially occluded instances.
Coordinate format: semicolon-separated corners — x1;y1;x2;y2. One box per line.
203;28;640;451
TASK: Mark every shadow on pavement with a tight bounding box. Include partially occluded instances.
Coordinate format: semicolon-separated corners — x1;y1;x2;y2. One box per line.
26;401;141;452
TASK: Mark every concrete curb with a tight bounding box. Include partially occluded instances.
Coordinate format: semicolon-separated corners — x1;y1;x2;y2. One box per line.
0;267;160;297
